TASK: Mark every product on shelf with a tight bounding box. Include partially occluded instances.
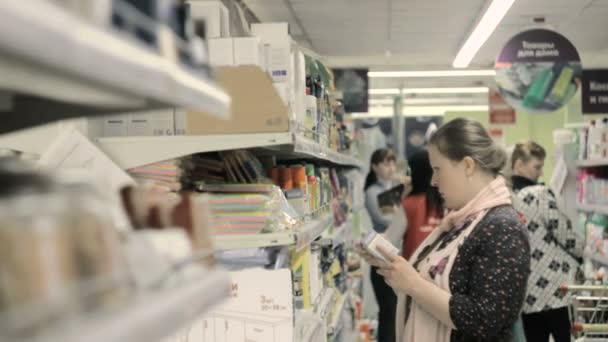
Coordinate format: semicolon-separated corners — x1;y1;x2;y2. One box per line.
576;119;608;161
182;150;268;187
0;162;133;337
577;167;608;206
197;183;298;235
128;159;182;193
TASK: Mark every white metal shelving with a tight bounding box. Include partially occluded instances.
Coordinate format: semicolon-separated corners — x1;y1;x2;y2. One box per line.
97;132;293;170
577;203;608;215
10;269;230;342
214;231;296;250
214;212;334;250
584;249;608;266
97;132;362;170
321;215;353;246
0;1;230;133
578;159;608;167
327;295;347;336
291;135;364;169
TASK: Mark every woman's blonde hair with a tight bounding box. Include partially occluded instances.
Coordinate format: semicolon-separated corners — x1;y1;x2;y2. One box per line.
429;118;507;176
511;141;546;169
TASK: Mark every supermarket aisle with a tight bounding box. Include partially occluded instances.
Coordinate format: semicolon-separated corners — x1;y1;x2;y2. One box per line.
1;0;608;342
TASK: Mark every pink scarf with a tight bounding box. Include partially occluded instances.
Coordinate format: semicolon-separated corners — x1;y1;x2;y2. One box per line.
438;176;513;232
396;176;512;342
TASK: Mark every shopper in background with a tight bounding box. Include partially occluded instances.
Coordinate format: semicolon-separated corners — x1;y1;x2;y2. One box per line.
510;141;584;342
401;149;443;260
511;141;546;188
364;148;409;342
362;118;530;342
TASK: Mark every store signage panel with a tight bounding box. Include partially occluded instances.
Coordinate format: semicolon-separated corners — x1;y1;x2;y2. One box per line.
582;69;608;114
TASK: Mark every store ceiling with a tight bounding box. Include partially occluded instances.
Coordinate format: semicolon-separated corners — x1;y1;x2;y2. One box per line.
244;0;608;94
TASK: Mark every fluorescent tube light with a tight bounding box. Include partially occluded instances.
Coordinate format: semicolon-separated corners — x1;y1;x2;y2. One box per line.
369;87;489;95
368;70;495;77
452;0;515;68
369;98;487;105
351;105;489;118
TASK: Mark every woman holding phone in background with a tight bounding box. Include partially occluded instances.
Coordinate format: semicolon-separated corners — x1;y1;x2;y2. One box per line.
364;148;409;342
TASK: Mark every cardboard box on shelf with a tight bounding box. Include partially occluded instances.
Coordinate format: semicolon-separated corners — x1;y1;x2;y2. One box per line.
127;110;175;136
184;65;290;134
273;82;290;107
251;23;291;83
188;0;229;39
208;38;234;67
103;115;128;137
233;37;265;69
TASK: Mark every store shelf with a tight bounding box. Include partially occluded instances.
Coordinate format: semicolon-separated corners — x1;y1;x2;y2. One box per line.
214;212;333;250
577;203;608;215
321;216;352;246
97;132;293;169
12;269;230;342
328;295;347;336
291;135;364;169
585;249;608;265
97;132;362;170
296;213;335;250
215;231;296;250
578;159;608;167
0;1;230;134
314;288;336;320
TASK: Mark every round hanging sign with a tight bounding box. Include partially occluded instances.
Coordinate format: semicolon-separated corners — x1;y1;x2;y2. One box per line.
495;28;582;112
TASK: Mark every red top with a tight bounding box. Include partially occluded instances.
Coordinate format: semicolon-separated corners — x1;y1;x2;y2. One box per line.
401;194;441;260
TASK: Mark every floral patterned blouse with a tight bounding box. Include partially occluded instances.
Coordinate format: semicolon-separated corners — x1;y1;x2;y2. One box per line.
445;205;531;341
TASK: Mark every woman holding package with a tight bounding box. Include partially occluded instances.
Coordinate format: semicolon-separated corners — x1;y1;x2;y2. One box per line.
364;148;409;342
364;118;530;342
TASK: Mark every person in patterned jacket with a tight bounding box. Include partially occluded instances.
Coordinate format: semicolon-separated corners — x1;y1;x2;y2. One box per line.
510;141;584;342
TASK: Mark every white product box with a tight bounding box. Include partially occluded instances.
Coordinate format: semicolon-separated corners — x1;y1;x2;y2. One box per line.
174;108;187;136
233;37;265;68
103;114;128;137
251;23;292;82
127;110;175;137
188;0;230;39
293;48;307;128
208;38;234;67
308;249;322;307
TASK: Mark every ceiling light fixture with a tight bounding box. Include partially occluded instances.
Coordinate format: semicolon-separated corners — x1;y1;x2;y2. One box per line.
369;87;489;95
351;105;489;118
452;0;515;68
369;97;487;105
368;69;495;77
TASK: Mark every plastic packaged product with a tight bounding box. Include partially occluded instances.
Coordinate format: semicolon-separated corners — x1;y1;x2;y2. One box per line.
203;185;298;234
60;181;132;313
523;68;554;109
0;194;77;334
361;231;400;263
548;66;574;105
305;95;317;138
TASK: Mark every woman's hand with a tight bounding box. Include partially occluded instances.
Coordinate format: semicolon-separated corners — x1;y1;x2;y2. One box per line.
376;245;424;294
